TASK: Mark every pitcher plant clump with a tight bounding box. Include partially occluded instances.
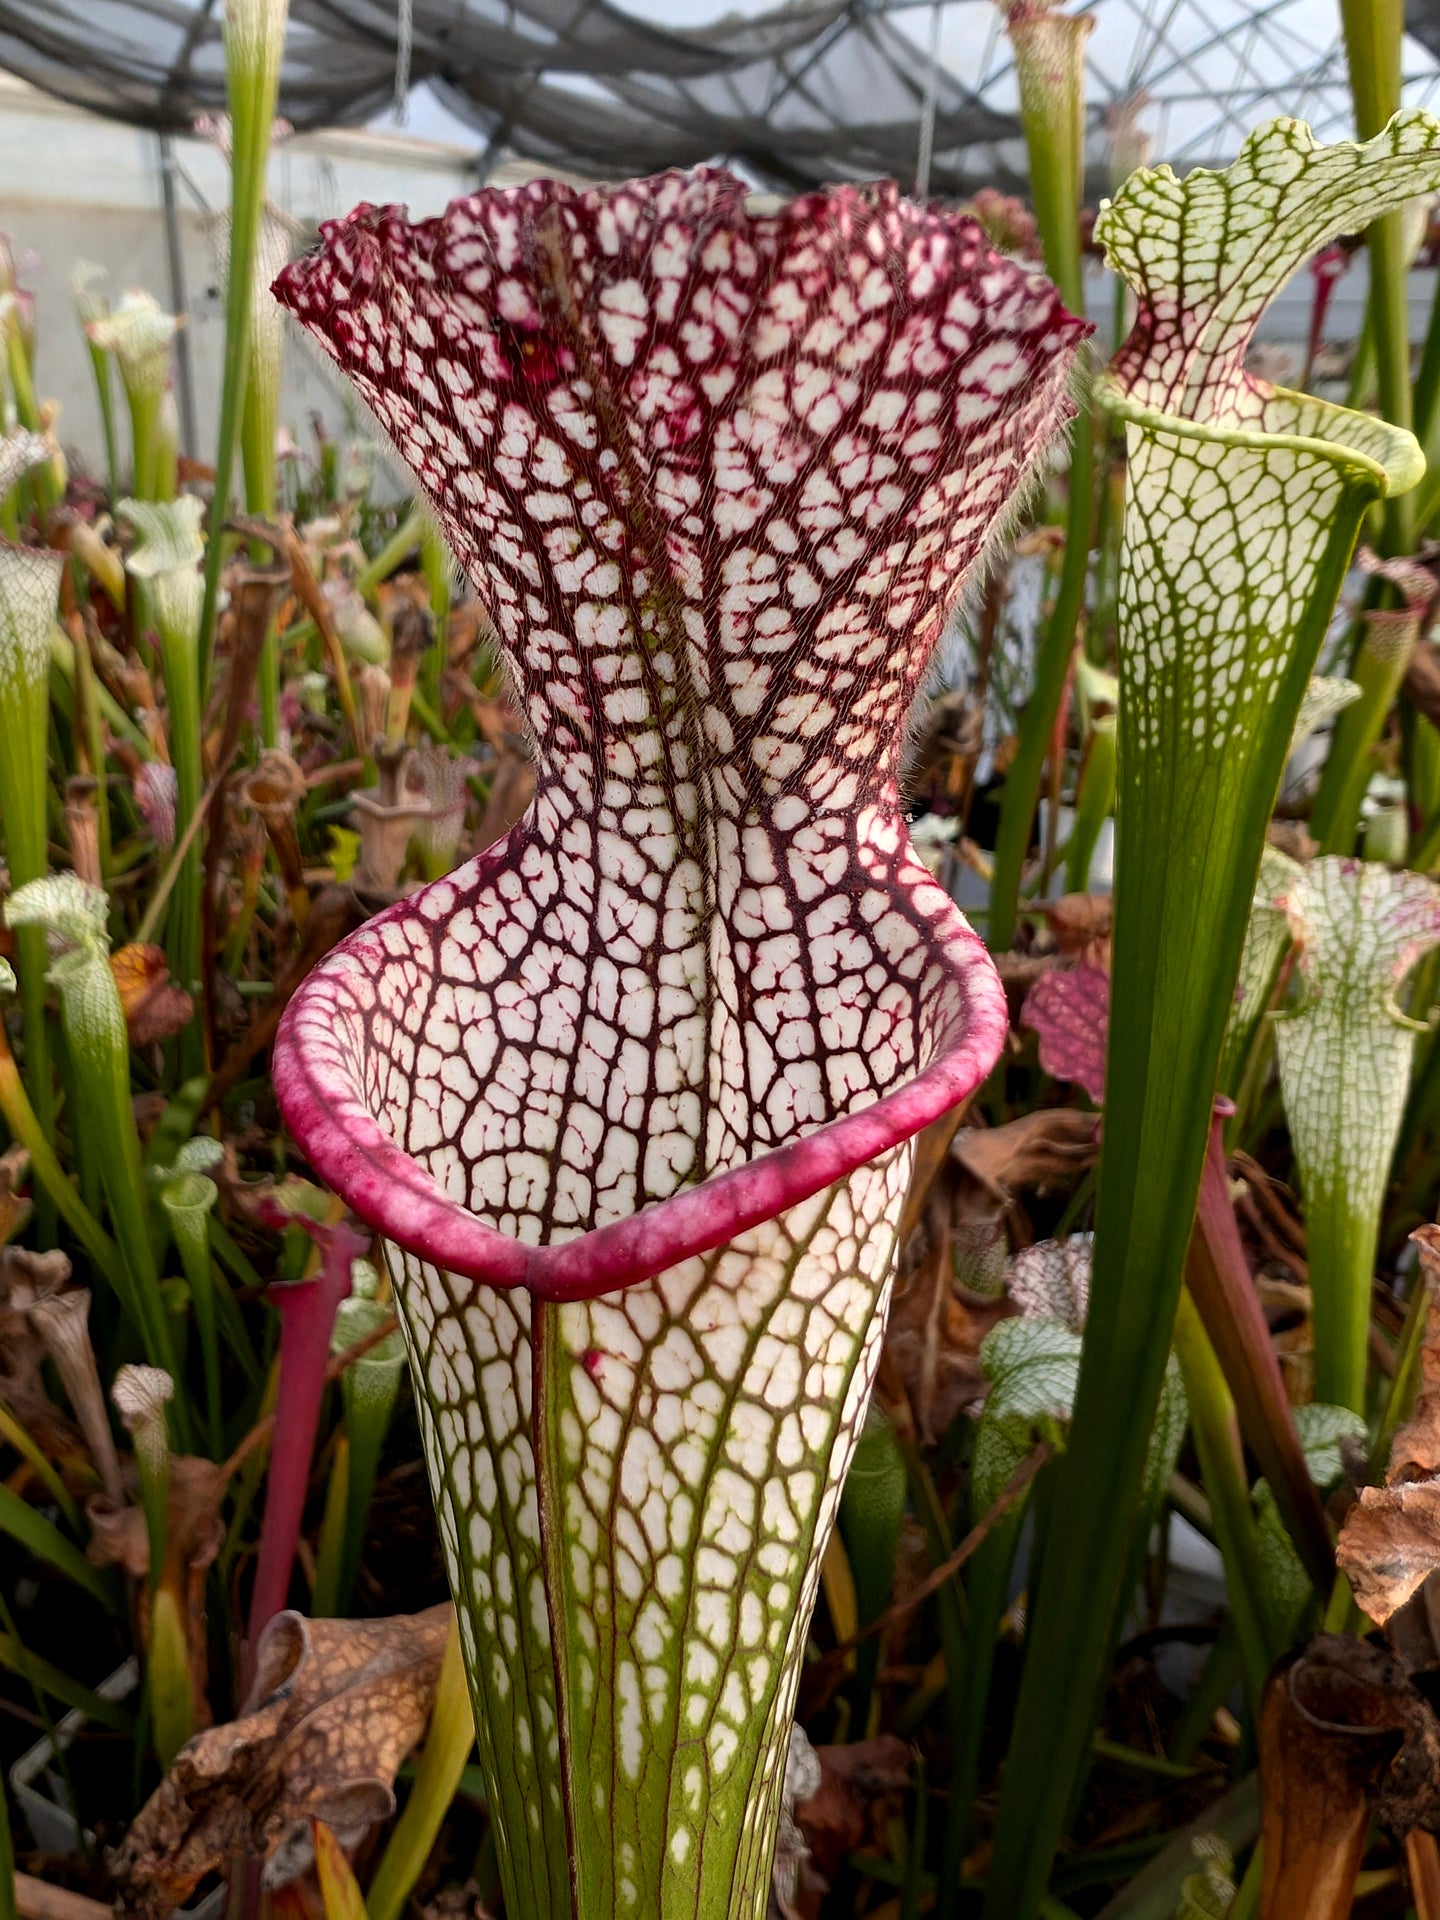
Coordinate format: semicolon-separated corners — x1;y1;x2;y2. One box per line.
985;110;1440;1920
271;170;1086;1916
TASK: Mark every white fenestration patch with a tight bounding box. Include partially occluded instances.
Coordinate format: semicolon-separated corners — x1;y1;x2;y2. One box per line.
382;1148;906;1913
272;165;1082;1915
1275;861;1440;1283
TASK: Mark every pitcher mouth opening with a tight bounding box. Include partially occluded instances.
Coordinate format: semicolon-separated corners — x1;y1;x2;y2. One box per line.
273;844;1007;1304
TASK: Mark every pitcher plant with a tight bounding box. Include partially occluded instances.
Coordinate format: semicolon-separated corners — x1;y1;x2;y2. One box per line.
984;111;1440;1920
272;171;1086;1917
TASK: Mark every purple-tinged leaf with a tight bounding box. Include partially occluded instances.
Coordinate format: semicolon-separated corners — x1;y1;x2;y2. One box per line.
244;1201;366;1689
1020;962;1108;1103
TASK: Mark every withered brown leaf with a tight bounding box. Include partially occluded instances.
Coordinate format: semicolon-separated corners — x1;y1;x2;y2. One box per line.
1338;1226;1440;1624
953;1108;1100;1201
1042;892;1112;962
0;1144;32;1249
111;1604;452;1917
1260;1634;1440;1919
111;945;195;1048
794;1735;910;1888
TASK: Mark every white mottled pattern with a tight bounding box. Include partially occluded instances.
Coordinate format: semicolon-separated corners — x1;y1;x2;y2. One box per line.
1096;113;1440;427
1275;859;1440;1273
272;171;1084;1920
390;1148;907;1918
275;172;1081;1242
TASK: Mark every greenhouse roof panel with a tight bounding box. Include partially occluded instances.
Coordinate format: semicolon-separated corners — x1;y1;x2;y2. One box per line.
3;0;1440;192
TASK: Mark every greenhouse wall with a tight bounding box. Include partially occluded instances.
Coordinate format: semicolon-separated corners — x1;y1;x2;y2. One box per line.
0;72;478;479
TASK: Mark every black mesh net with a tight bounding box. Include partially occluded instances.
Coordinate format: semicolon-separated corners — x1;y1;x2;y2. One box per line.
3;0;1440;196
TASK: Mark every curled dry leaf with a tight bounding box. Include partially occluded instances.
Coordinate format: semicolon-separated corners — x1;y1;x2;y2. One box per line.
1042;891;1112;961
1020;962;1109;1104
112;944;195;1048
887;1227;1009;1442
111;1604;452;1917
953;1107;1100;1201
770;1726;823;1920
0;1247;82;1459
0;1143;33;1248
1337;1226;1440;1624
792;1735;911;1894
1259;1634;1440;1920
1266;819;1320;864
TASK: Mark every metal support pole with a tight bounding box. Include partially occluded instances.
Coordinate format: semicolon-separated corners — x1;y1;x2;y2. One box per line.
915;0;944;199
157;131;199;461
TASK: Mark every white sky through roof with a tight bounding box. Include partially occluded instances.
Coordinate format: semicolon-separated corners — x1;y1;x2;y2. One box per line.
364;0;1440;186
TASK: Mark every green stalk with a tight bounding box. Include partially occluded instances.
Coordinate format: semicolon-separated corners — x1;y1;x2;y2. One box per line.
1415;267;1440;449
147;1586;193;1769
159;614;204;1018
242;215;287;744
0;971;122;1277
0;1628;133;1729
317;1270;407;1618
1298;1190;1373;1411
336;1308;405;1615
1373;1272;1428;1471
0;1752;15;1920
1412;268;1440;537
121;498;207;1077
982;117;1440;1920
419;516;452;716
68;622;112;882
938;1511;1023;1918
159;1168;223;1454
311;1432;350;1618
0;1398;81;1531
1309;609;1416;853
837;1408;907;1737
366;1612;476;1920
48;626;147;752
86;343;120;504
1341;0;1413;556
88;295;179;504
4;880;189;1438
1064;714;1117;895
113;1364;192;1766
198;0;290;694
129;388;165;504
1408;715;1440;861
0;1483;113;1608
986;473;1376;1920
0;536;63;1224
113;1365;172;1588
70;266;121;503
5;321;36;432
987;1;1093;950
1170;1293;1275;1712
1218;847;1295;1104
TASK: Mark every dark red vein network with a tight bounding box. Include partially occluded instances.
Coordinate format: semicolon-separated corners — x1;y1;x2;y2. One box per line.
270;168;1088;1297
